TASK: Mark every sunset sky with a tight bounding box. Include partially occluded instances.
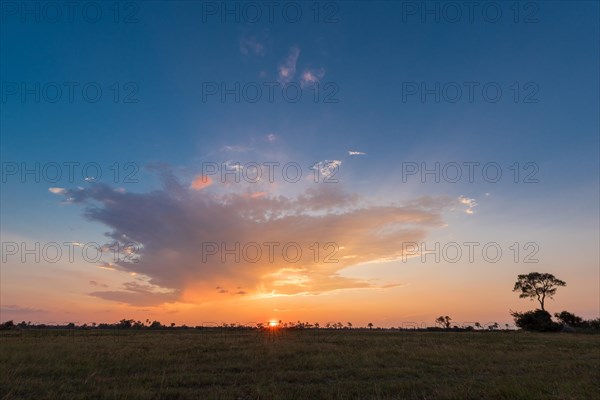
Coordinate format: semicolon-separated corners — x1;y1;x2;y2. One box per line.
1;1;598;327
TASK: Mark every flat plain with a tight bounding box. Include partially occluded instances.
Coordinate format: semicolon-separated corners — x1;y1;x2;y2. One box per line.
1;329;599;399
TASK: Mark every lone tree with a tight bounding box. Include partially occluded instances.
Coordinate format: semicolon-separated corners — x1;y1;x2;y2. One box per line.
436;316;452;329
513;272;566;311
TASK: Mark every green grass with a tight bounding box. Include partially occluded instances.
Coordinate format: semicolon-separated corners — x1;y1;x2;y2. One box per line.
1;330;599;399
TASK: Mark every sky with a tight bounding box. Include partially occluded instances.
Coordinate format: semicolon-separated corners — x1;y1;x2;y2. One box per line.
1;1;598;327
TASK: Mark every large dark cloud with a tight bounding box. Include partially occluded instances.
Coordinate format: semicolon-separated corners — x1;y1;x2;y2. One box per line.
60;170;452;306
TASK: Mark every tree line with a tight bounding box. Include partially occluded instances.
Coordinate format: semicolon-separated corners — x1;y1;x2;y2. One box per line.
1;272;598;332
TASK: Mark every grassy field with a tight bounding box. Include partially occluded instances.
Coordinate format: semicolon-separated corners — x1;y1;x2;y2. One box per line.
1;329;599;399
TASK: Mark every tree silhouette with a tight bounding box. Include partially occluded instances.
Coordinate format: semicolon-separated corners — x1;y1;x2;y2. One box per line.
513;272;566;311
0;320;14;330
367;322;373;330
554;311;584;327
149;320;162;329
118;319;133;329
510;309;559;332
436;316;452;329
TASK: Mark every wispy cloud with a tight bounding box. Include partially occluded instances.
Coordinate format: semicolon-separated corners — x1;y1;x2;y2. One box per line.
458;196;478;214
312;160;342;178
224;160;244;172
239;36;265;56
300;68;325;87
48;187;65;194
190;175;213;191
97;262;117;271
90;281;178;307
1;305;45;314
278;46;300;84
222;145;251;153
348;151;367;156
89;280;109;288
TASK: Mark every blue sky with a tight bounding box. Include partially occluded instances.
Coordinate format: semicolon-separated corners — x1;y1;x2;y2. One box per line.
1;1;598;325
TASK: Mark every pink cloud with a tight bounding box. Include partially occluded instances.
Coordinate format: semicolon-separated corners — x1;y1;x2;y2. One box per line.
278;47;300;84
243;191;267;199
190;175;213;191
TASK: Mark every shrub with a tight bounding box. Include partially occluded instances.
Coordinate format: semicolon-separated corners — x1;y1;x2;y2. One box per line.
510;309;560;332
586;318;600;330
0;320;15;330
554;311;585;327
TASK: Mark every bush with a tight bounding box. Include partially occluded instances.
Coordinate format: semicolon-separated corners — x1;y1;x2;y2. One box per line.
0;320;15;330
587;318;600;330
552;312;600;332
554;311;585;327
510;309;561;332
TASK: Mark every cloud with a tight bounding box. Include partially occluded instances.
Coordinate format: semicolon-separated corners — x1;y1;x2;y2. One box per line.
90;281;178;307
215;286;247;295
222;145;251;153
1;305;45;314
190;175;213;191
458;196;477;214
312;160;342;178
348;151;367;156
244;191;267;199
97;262;117;271
239;36;265;56
278;47;300;84
89;280;109;288
48;187;65;194
300;68;325;87
224;161;243;172
58;169;451;306
267;133;277;142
